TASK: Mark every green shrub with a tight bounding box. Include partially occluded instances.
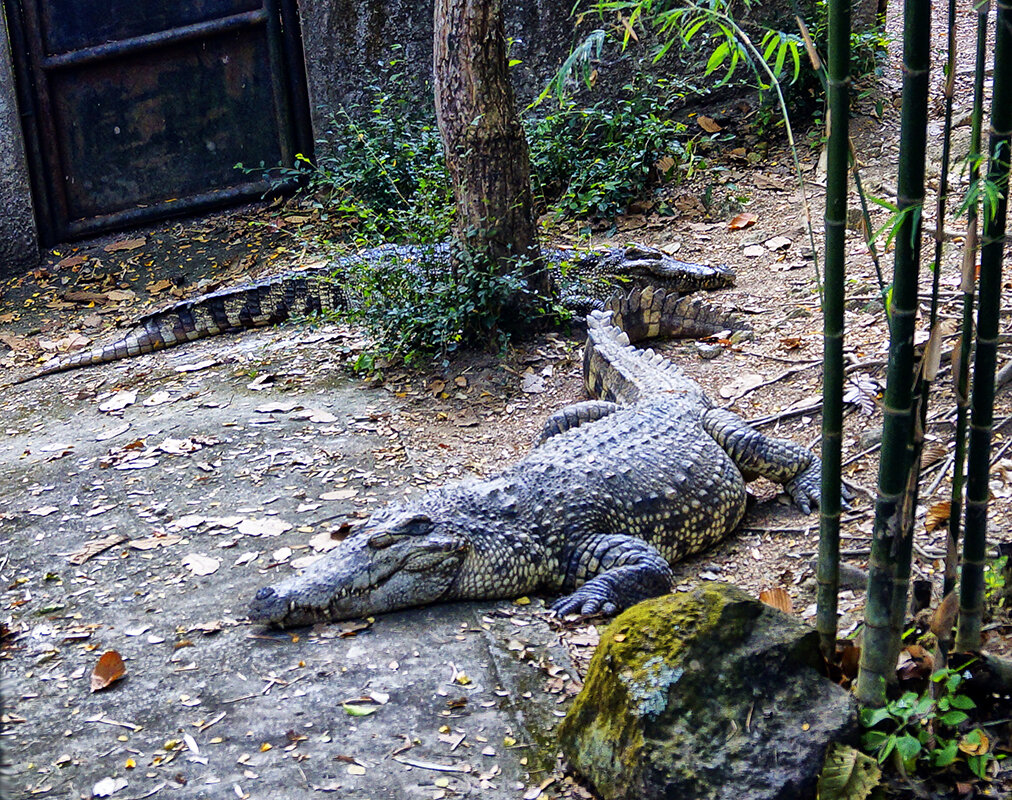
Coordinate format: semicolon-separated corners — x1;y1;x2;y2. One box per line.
338;242;560;368
527;74;707;219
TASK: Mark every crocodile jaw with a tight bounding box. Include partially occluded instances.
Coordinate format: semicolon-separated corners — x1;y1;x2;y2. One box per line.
249;525;469;627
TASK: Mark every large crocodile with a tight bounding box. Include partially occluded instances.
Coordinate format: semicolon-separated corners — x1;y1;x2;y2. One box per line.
249;286;821;627
15;243;737;382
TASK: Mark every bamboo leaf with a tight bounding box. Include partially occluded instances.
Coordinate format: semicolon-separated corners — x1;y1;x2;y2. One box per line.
706;40;730;75
774;39;788;79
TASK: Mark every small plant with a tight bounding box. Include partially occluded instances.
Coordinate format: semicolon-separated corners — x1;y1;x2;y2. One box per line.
983;554;1008;605
334;242;563;368
859;664;1003;781
527;73;708;220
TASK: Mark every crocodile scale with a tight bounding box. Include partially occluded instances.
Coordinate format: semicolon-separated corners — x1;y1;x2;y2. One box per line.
249;285;822;627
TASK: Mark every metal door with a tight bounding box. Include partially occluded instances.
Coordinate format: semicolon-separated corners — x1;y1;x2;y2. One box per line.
5;0;311;243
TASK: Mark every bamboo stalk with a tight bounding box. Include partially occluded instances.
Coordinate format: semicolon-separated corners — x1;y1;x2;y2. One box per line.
856;0;932;707
817;0;851;660
956;0;1012;652
942;0;989;661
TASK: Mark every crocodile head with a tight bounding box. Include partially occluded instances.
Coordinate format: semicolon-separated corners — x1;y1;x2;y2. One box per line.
616;245;735;291
248;508;469;627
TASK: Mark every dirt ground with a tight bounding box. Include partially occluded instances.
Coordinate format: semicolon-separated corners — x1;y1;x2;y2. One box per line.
4;1;1012;798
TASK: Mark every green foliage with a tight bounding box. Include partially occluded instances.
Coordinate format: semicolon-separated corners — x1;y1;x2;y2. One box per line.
528;74;707;219
590;0;806;90
867;199;923;253
336;242;561;369
808;0;890;79
983;554;1008;604
859;664;1002;781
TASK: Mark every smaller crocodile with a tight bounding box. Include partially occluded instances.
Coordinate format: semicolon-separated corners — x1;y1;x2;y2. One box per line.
14;243;736;383
249;286;819;628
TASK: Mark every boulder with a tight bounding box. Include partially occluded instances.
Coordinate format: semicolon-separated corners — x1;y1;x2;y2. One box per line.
558;583;858;800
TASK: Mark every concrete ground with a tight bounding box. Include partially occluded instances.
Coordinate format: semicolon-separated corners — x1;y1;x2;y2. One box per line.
1;323;583;800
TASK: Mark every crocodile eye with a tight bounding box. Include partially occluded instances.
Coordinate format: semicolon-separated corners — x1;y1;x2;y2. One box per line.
393;513;433;536
368;533;396;549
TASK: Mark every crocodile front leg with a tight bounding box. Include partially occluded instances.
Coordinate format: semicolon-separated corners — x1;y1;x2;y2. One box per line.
701;407;821;513
551;533;673;615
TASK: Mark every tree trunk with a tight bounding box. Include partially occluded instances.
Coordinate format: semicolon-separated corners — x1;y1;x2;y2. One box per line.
433;0;551;299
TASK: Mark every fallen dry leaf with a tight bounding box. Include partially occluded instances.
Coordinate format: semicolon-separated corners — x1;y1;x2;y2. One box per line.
897;645;933;681
98;391;137;413
182;554;220;576
320;489;358;502
91;650;127;692
146;279;173;293
68;533;127;565
728;212;758;230
959;729;990;756
0;332;30;352
930;591;960;638
129;534;182;551
655;154;677;175
697;115;722;133
104;237;145;252
237;518;293;537
310;530;344;552
256;401;303;414
924;500;951;533
57;253;88;268
175;359;217;373
743;244;765;258
921;442;949;469
142;391;173;407
521;373;545;393
759;587;793;613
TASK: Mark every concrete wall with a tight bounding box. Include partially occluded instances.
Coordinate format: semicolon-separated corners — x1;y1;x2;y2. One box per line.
296;0;581;149
0;6;39;274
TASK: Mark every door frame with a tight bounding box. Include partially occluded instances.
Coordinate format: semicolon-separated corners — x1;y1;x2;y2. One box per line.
3;0;313;246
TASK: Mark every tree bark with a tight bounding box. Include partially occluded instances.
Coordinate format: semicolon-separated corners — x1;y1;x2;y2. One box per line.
433;0;551;299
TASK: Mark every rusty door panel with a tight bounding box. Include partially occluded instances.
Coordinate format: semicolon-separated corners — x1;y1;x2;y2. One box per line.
50;29;283;219
36;0;262;55
6;0;311;243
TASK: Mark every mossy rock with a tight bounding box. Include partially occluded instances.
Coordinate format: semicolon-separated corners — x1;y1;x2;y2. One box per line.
559;583;858;800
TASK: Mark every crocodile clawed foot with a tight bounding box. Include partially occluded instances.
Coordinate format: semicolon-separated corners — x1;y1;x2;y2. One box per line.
551;590;619;617
785;464;821;514
785;464;854;514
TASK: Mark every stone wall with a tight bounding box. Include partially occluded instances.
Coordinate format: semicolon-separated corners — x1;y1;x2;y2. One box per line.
0;6;39;274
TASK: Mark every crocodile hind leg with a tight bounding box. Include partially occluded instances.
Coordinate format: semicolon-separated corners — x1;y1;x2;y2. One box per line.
551;533;673;615
538;400;622;444
701;407;822;513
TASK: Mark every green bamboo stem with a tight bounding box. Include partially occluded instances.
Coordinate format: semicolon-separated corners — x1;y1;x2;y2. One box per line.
855;0;931;707
956;0;1012;652
817;0;850;661
943;0;988;635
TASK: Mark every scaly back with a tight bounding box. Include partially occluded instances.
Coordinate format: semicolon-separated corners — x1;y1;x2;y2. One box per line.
584;285;745;405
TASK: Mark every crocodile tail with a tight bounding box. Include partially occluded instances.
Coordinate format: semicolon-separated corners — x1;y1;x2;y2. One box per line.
584;311;705;406
16;270;346;383
603;285;750;343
